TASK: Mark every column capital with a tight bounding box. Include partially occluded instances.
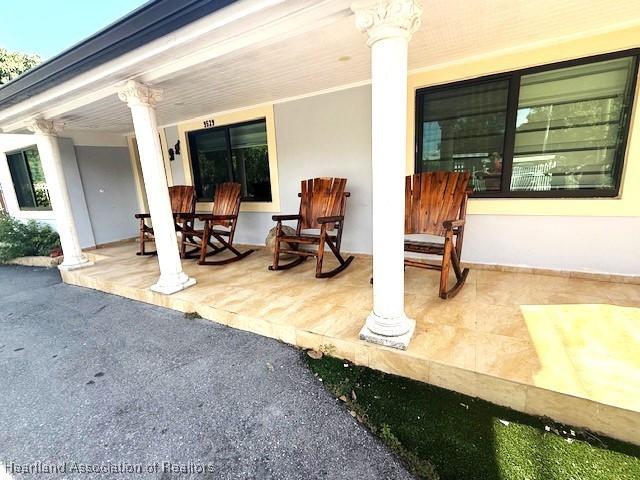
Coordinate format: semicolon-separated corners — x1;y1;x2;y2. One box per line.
28;118;64;136
351;0;422;46
117;80;163;108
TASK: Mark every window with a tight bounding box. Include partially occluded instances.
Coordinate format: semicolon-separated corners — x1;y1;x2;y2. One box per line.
415;51;639;197
187;119;272;202
417;79;509;192
5;146;51;210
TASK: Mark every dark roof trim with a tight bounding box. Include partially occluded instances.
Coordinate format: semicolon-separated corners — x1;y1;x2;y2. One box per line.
0;0;237;110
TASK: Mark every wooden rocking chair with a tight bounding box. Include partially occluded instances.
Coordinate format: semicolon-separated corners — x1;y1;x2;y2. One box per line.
134;185;196;256
404;171;471;299
178;182;254;265
269;177;354;278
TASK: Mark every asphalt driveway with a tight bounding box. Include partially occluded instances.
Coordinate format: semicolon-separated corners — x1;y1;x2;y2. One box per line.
0;265;413;479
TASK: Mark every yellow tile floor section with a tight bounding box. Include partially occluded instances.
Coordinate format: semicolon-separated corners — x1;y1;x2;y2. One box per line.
62;241;640;444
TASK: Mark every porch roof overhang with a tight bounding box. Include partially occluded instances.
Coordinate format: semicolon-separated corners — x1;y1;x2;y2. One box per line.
0;0;238;110
1;0;640;135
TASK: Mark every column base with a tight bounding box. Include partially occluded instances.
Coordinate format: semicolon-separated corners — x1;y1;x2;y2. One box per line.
150;275;196;295
58;257;94;271
359;312;416;350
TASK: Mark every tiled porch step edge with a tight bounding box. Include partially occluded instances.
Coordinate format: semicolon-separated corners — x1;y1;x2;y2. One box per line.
464;261;640;285
61;270;640;446
320;335;640;446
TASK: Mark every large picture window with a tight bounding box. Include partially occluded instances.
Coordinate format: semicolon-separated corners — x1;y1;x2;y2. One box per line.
415;51;639;197
418;78;509;192
187;119;272;202
5;146;51;210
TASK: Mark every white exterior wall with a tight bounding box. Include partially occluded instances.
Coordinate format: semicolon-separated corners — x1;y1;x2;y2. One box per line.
230;86;373;253
225;85;639;276
75;145;139;245
0;133;95;248
57;138;95;249
464;215;640;275
164;125;186;185
1;87;638;276
0;131;138;249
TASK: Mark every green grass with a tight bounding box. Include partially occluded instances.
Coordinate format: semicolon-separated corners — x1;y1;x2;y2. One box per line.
305;354;640;480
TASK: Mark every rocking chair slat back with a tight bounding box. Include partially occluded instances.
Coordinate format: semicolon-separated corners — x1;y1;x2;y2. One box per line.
169;185;196;214
178;181;253;265
299;177;347;230
212;182;242;227
405;171;470;236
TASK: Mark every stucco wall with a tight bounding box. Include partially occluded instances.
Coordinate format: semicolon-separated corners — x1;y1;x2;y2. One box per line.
0;133;95;248
164;125;186;185
230;86;373;253
4;84;636;275
0;132;141;249
464;215;640;275
75;146;139;245
58;138;95;248
225;85;639;276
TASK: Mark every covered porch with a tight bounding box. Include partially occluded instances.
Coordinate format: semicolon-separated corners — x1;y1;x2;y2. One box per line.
62;240;640;444
1;0;640;449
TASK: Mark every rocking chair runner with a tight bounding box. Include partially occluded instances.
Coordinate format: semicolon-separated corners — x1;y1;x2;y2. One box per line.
178;182;254;265
134;185;196;255
269;177;354;278
404;171;471;299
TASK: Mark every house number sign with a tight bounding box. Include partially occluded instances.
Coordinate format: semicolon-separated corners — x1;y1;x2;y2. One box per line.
203;119;215;128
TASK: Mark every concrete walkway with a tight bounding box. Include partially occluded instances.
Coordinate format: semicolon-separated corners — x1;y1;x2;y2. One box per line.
0;265;413;479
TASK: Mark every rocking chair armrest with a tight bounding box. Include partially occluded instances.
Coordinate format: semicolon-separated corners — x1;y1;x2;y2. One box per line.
173;212;198;220
272;214;301;222
134;213;151;219
442;219;465;230
198;213;237;221
317;215;344;224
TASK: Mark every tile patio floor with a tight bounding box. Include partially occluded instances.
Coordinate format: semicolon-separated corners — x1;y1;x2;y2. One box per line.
61;241;640;444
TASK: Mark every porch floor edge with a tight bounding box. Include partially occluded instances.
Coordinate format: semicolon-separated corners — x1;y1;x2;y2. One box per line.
60;245;640;446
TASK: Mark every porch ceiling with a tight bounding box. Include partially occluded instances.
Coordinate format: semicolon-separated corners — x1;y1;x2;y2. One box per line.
4;0;640;134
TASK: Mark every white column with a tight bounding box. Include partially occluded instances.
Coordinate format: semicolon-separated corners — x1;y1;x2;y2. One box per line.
29;119;93;271
118;81;195;294
353;0;422;350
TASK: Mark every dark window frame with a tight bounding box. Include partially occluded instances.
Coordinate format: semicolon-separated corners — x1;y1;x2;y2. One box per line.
414;49;640;198
187;118;272;203
5;145;52;211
